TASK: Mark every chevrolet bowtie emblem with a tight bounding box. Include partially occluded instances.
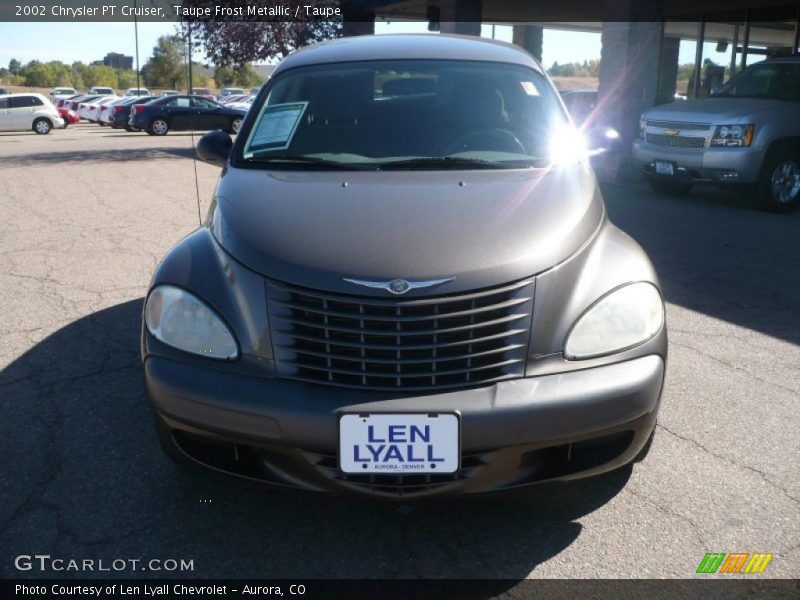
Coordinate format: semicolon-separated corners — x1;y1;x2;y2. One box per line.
664;129;680;136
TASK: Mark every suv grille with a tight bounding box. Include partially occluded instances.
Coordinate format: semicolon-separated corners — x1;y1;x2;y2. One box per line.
645;133;706;149
646;120;711;131
267;278;534;390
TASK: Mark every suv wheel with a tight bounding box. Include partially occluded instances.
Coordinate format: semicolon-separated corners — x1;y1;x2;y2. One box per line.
758;149;800;213
148;118;169;136
648;178;692;196
33;118;52;135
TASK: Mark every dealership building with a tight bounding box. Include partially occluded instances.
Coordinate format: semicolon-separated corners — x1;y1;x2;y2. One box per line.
342;0;800;177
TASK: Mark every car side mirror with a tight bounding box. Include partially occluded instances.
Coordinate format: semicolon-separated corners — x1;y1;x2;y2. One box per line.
585;126;621;155
196;130;232;167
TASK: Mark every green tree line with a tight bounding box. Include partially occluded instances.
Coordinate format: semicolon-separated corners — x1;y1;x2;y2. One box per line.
0;35;263;91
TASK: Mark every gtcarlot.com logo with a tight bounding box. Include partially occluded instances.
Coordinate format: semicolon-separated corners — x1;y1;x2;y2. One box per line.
697;552;773;574
14;554;194;572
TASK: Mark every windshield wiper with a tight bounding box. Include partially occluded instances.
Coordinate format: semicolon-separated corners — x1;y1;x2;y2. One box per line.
247;153;378;170
375;156;535;170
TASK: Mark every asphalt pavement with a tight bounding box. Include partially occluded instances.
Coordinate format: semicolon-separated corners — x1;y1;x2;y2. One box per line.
0;123;798;580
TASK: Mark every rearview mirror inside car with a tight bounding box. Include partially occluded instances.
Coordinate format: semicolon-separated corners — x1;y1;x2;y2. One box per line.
196;130;232;167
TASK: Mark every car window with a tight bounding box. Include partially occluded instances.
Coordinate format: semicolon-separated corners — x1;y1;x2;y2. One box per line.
241;59;567;168
166;97;191;108
713;62;800;101
193;98;218;109
10;96;43;108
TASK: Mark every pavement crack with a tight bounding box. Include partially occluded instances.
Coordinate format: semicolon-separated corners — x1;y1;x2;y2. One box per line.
657;423;800;505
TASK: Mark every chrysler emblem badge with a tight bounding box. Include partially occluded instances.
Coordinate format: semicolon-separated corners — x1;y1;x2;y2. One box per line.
343;277;455;295
390;279;410;294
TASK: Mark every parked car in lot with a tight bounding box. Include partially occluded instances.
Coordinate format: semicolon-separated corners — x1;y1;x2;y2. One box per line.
50;87;78;101
98;97;129;125
125;87;151;97
219;87;245;98
160;90;180;97
191;87;216;101
57;106;80;127
0;87;7;95
79;96;117;122
226;96;254;112
64;94;100;111
113;96;155;130
143;34;665;498
130;94;245;135
88;86;115;95
0;93;64;133
633;55;800;212
219;94;248;106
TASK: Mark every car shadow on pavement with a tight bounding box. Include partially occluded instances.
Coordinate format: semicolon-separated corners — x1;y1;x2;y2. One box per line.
602;181;800;346
1;299;630;583
0;146;198;164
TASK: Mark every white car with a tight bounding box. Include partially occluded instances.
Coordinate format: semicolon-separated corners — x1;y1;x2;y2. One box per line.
88;86;115;95
51;87;78;101
0;93;64;134
125;88;151;97
226;96;254;112
78;96;115;121
85;97;119;122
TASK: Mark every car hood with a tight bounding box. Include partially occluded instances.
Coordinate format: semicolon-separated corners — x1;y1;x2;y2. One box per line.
645;98;791;123
210;164;604;296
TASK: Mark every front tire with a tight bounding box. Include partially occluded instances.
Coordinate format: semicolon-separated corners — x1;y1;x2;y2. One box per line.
33;118;52;135
148;118;169;136
757;148;800;213
648;177;692;196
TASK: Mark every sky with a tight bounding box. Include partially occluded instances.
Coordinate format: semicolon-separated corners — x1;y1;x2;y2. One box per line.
0;20;725;70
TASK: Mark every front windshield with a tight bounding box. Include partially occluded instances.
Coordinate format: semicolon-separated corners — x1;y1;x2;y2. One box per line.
712;62;800;101
240;60;569;169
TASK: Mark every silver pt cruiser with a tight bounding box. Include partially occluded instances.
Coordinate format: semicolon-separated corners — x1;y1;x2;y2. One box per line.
142;34;667;498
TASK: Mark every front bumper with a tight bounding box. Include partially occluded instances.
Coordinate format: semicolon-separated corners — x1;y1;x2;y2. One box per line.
632;139;763;184
146;354;664;497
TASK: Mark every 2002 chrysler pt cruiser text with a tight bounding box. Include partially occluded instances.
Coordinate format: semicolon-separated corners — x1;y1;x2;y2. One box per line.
142;34;667;498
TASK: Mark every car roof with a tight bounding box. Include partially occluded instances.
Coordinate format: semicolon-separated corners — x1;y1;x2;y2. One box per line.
764;55;800;63
273;34;542;76
0;92;48;99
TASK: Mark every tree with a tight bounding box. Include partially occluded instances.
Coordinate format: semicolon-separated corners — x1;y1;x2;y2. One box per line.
8;59;21;74
180;1;341;67
142;36;186;89
214;64;263;87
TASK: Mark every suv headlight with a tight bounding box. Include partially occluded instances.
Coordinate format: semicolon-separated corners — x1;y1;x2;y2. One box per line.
710;124;754;147
565;282;664;360
145;285;238;360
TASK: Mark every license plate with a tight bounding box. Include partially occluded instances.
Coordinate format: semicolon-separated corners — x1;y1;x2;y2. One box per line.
339;413;459;474
654;160;675;176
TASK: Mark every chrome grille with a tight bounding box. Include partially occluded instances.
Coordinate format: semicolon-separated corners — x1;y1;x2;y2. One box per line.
645;133;706;149
267;278;534;390
646;120;711;131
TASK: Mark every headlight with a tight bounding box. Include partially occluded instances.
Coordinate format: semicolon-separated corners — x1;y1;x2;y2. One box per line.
638;116;646;138
145;285;238;360
710;124;754;147
565;282;664;360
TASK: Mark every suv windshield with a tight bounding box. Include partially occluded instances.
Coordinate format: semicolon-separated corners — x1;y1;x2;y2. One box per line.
240;60;568;169
711;62;800;101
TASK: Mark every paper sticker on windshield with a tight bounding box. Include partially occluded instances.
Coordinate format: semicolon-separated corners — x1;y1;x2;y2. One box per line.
247;101;308;153
520;81;540;96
